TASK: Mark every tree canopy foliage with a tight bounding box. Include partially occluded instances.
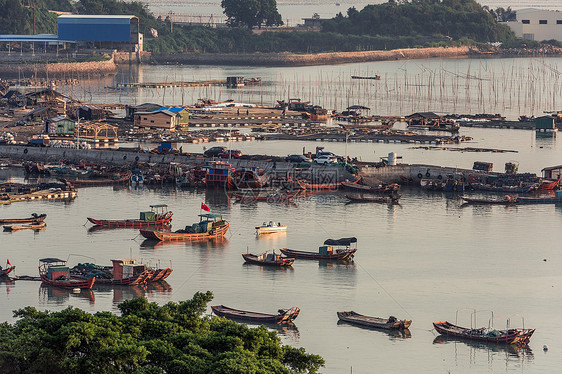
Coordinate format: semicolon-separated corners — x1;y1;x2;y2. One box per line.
0;292;324;374
221;0;283;29
322;0;515;43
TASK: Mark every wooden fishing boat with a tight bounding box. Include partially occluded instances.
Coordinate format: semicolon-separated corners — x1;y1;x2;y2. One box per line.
233;190;300;203
3;221;46;231
0;213;47;224
211;305;300;324
87;204;173;227
337;311;412;330
296;179;342;191
39;258;95;289
62;172;131;187
70;259;172;286
433;321;534;345
0;266;15;277
255;221;287;235
461;195;518;205
345;194;400;203
242;252;295;267
140;213;229;241
469;182;537;193
341;180;400;194
279;237;357;260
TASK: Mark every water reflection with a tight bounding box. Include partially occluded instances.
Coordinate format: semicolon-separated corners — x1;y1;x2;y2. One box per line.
336;320;411;340
139;237;229;250
242;263;294;272
39;285;95;305
97;281;173;305
433;335;534;361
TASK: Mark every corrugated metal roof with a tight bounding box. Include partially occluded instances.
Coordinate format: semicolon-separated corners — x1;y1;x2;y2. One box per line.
58;15;136;19
159;107;186;112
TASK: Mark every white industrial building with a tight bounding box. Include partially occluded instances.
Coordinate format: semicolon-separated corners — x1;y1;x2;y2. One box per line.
506;8;562;41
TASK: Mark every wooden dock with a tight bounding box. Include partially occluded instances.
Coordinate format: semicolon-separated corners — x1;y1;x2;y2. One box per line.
118;80;226;88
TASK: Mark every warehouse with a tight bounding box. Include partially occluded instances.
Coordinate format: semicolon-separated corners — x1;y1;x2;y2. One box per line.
57;15;143;51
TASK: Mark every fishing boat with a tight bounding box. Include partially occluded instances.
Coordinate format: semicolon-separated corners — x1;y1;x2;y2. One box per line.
433;321;534;345
211;305;300;324
337;311;412;330
255;221;287;235
3;221;46;231
345;194;400;203
39;258;95;289
0;213;47;224
461;195;518;205
70;259;172;286
242;251;295;267
233;189;300;203
341;180;400;195
469;182;538;193
62;172;131;187
87;204;173;227
140;213;229;241
351;75;381;80
279;237;357;260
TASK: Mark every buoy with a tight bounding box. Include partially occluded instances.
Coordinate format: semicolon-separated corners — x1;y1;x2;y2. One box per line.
72;288;81;293
543;344;548;351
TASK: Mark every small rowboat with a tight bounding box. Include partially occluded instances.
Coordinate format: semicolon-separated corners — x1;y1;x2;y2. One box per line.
87;204;172;227
211;305;300;324
4;221;46;231
337;311;411;330
279;237;357;260
433;321;534;345
62;172;131;187
242;252;294;267
255;221;287;235
345;194;400;203
0;213;47;224
461;195;518;205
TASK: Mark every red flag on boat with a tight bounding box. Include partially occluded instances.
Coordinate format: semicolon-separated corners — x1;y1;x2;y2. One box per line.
6;259;11;266
201;203;211;212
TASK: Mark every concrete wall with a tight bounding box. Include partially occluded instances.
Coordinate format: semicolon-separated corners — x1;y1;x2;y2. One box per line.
0;145;354;182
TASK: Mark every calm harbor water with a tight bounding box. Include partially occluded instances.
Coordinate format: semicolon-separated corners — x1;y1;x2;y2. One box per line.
3;56;562;372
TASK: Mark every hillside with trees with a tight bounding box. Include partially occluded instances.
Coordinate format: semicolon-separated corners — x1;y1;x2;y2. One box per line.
0;292;324;373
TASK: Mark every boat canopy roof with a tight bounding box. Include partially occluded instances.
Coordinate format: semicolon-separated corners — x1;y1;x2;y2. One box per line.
324;237;357;246
150;204;168;208
40;257;66;263
199;213;223;219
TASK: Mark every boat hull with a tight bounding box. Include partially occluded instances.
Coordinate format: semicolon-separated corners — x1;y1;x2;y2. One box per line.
140;223;229;241
211;305;300;324
4;222;46;231
433;321;534;345
87;213;173;227
256;226;287;234
40;275;95;290
0;266;15;277
337;311;411;330
242;253;294;266
0;214;47;224
279;248;356;260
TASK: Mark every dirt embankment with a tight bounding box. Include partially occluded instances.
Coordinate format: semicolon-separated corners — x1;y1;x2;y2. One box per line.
0;57;117;77
151;46;473;66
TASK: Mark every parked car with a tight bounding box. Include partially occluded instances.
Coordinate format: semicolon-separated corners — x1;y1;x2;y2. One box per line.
219;150;243;158
285;154;312;163
315;155;338;164
203;146;227;157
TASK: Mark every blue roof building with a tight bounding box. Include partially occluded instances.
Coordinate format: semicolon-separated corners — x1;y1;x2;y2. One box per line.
58;15;138;43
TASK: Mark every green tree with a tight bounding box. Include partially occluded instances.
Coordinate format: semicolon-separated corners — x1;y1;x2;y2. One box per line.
0;292;324;374
221;0;283;29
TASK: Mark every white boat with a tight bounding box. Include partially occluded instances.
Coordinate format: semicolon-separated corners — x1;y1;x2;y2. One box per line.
255;221;287;235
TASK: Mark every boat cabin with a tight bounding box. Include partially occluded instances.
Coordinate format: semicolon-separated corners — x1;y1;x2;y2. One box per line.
39;258;70;280
111;259;147;280
321;237;357;255
183;213;224;233
204;161;233;189
140;204;169;221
